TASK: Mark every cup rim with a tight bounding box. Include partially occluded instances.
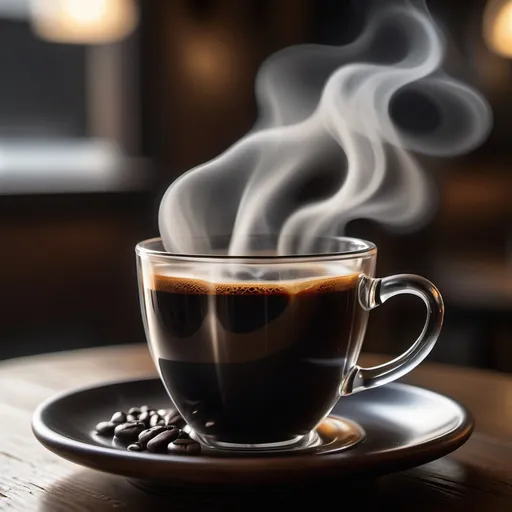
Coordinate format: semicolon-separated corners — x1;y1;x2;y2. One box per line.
135;236;377;263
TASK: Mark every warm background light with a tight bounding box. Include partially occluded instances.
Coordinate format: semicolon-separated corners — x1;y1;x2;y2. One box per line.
181;28;242;98
29;0;138;44
484;0;512;58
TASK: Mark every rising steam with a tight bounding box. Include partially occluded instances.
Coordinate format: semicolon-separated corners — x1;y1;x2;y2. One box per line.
159;0;491;256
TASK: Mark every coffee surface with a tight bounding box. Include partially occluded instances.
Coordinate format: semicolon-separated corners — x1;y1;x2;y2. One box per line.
144;272;362;444
151;272;359;295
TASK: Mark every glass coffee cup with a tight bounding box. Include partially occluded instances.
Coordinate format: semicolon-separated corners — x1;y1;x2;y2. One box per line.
136;235;443;452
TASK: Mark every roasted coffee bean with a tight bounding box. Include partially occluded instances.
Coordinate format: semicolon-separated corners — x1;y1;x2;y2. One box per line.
127;442;143;452
148;415;159;427
168;438;201;454
126;414;137;422
95;421;116;436
164;410;185;428
148;410;158;417
138;411;151;426
138;426;167;447
140;405;149;412
146;427;180;453
157;409;168;416
114;421;146;444
110;412;127;425
128;407;141;416
149;415;163;427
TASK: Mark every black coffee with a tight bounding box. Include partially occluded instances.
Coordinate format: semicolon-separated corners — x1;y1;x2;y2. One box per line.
146;272;361;445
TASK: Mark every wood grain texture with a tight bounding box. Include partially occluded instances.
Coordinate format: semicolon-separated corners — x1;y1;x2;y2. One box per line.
0;344;511;511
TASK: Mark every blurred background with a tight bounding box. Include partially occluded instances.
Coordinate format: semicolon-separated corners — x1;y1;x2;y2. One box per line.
0;0;511;372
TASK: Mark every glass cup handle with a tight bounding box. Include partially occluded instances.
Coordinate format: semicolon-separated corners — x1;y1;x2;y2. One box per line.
342;274;444;395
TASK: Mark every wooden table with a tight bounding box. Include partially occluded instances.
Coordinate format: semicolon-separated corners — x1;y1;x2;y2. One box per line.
0;344;511;511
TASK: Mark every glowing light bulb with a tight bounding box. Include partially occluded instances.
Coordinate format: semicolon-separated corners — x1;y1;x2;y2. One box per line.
29;0;138;44
484;0;512;58
64;0;109;24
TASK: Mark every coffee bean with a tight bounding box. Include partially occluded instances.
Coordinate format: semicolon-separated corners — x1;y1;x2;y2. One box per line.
127;442;143;452
168;438;201;454
149;415;163;428
138;411;151;426
93;406;200;456
164;410;185;428
95;421;116;436
146;427;180;453
114;421;146;444
110;412;127;425
138;426;167;447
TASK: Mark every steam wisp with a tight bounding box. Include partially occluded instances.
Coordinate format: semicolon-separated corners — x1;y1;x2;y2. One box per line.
159;0;491;256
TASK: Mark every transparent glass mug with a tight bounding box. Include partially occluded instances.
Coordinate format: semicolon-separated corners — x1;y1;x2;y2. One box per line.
136;236;444;452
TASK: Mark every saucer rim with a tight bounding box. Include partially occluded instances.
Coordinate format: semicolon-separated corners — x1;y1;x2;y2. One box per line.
31;378;474;483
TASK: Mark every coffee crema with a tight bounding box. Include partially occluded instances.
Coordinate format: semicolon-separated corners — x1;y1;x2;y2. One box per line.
151;272;359;295
145;272;362;444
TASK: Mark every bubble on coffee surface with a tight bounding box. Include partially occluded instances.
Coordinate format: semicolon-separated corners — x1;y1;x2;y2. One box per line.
151;259;358;284
151;268;360;296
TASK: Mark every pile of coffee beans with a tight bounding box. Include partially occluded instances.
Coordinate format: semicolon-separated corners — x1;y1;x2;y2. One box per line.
94;405;201;455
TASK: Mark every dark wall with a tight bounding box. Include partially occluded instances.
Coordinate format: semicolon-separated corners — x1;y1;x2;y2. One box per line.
0;193;156;360
0;19;87;137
